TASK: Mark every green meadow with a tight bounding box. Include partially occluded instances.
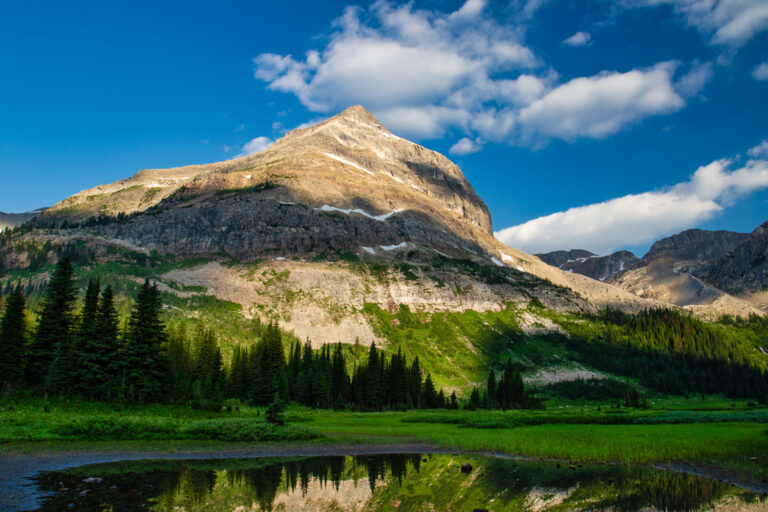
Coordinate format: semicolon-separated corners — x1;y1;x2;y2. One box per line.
3;396;767;482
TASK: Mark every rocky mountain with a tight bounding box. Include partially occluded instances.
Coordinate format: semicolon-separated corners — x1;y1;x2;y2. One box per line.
2;106;679;345
697;220;768;295
612;227;762;314
536;225;766;316
536;249;639;282
0;209;43;232
639;229;749;268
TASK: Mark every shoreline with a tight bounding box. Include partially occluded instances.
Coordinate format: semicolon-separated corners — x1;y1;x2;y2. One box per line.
2;440;766;511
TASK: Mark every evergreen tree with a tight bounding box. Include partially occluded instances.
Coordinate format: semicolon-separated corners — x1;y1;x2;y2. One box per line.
27;257;77;390
0;283;27;389
331;342;349;406
250;322;286;405
422;373;438;408
486;369;497;409
121;280;169;403
97;285;121;399
168;323;193;402
74;279;102;398
192;325;224;410
228;345;251;399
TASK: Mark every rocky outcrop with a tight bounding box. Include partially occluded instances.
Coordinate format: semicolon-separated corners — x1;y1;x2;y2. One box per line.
640;229;748;268
697;221;768;294
536;249;639;282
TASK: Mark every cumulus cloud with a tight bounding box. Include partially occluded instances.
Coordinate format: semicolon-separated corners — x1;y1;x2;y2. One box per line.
237;136;274;157
518;62;684;142
253;0;691;148
563;31;591;46
753;61;768;81
495;146;768;254
629;0;768;49
449;137;483;155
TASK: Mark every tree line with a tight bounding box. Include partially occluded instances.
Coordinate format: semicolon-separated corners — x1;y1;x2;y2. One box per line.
0;257;539;410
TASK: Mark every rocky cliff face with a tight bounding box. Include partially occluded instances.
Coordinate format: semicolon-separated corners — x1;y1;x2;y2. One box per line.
39;106;496;262
697;221;768;294
640;229;749;268
610;226;763;314
537;249;639;282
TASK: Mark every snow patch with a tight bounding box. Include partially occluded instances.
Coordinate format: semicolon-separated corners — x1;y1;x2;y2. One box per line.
501;253;515;264
362;246;376;255
380;242;407;251
490;257;505;267
315;204;403;222
323;153;374;176
245;174;252;180
274;257;286;261
517;265;525;272
387;173;404;184
278;201;295;205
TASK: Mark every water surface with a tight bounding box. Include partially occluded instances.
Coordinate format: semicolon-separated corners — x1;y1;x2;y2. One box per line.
31;453;765;511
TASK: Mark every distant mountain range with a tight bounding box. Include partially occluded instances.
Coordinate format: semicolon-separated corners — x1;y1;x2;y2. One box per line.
537;222;768;313
0;209;44;232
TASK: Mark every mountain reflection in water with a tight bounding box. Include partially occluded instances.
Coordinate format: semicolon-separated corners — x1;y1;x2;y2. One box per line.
32;453;764;511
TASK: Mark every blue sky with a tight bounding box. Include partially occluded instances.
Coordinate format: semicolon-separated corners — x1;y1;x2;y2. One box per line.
1;0;766;255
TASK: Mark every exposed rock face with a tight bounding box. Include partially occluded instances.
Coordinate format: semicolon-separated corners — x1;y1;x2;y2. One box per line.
697;221;768;294
537;250;639;282
609;226;763;316
640;229;748;268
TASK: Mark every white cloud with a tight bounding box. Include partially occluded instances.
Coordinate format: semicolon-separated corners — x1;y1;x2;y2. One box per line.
674;61;714;97
629;0;768;49
518;62;684;142
563;31;591;46
237;136;274;157
253;0;689;148
449;137;483;155
752;61;768;81
748;140;768;158
495;147;768;254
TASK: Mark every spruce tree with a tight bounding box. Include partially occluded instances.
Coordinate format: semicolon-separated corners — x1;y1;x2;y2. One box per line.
486;369;497;409
121;280;169;403
97;285;121;399
0;283;27;389
73;279;102;398
30;257;78;393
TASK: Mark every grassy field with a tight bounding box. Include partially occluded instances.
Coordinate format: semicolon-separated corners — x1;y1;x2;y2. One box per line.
2;396;767;481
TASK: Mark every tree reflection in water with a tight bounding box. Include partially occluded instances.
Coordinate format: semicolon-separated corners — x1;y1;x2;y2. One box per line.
32;454;762;511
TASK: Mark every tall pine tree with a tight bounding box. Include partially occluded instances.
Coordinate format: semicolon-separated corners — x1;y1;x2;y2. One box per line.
121;280;169;403
0;283;27;389
28;257;77;393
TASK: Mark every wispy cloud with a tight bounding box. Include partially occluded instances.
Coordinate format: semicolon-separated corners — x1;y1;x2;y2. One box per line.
562;31;591;46
753;61;768;81
495;143;768;254
627;0;768;50
237;136;274;157
449;137;482;155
